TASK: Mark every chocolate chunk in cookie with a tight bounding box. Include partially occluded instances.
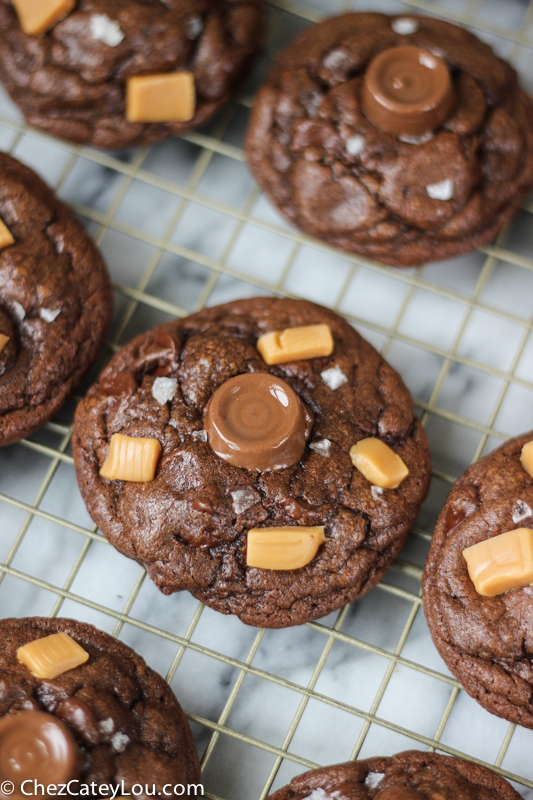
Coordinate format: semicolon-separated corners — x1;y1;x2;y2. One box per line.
0;153;112;447
0;617;200;792
266;750;521;800
423;430;533;728
246;13;533;267
73;298;430;628
0;0;263;148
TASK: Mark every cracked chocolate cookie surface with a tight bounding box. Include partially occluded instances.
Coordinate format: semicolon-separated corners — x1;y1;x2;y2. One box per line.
72;298;430;628
423;431;533;728
0;0;263;148
0;617;200;789
246;13;533;267
0;153;112;446
266;750;520;800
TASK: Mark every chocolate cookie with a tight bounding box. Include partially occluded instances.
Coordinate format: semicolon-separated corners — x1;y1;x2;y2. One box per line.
0;617;200;792
422;431;533;728
0;0;263;149
246;13;533;267
72;298;430;628
266;750;520;800
0;153;112;447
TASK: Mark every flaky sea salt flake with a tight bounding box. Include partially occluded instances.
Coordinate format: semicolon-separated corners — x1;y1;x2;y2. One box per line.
231;487;261;515
392;17;419;35
99;717;114;734
12;301;25;321
39;308;60;323
304;790;342;800
513;499;533;525
90;14;125;46
365;773;385;789
309;439;332;457
371;485;385;501
111;732;130;752
426;178;454;201
321;366;348;390
346;135;365;156
152;377;177;405
192;430;208;443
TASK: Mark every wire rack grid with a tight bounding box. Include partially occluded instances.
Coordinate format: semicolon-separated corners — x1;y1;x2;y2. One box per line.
1;0;533;798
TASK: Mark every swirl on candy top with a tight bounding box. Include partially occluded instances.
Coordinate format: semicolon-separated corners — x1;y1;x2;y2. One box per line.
0;711;81;799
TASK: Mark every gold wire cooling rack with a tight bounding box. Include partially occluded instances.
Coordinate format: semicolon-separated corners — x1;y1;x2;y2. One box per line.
2;0;533;798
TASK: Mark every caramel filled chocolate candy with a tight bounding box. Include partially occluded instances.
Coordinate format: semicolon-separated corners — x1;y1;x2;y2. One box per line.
0;219;14;250
247;526;327;570
257;324;334;366
126;72;196;123
205;373;311;472
520;440;533;478
0;335;9;356
0;711;80;796
361;46;454;137
350;437;409;489
12;0;75;36
0;711;80;795
100;433;162;482
17;632;89;679
463;527;533;597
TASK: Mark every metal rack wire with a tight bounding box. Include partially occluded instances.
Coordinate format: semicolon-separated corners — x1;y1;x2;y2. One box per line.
1;0;533;797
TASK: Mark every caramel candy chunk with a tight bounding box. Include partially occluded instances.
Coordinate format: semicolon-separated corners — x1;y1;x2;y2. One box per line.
0;218;15;250
205;373;309;472
0;711;81;792
12;0;76;36
257;324;334;365
126;72;196;123
100;433;161;482
0;334;9;355
350;437;409;489
463;527;533;597
247;526;327;570
361;46;454;137
17;632;89;679
520;440;533;478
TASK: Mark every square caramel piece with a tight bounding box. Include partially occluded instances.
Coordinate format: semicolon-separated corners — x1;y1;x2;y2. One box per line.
17;632;89;679
257;324;334;366
126;72;196;123
247;527;327;570
463;527;533;597
100;433;161;482
350;437;409;489
12;0;76;36
0;219;14;250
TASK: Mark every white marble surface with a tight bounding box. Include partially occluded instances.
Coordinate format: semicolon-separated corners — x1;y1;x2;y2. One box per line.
1;0;533;798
